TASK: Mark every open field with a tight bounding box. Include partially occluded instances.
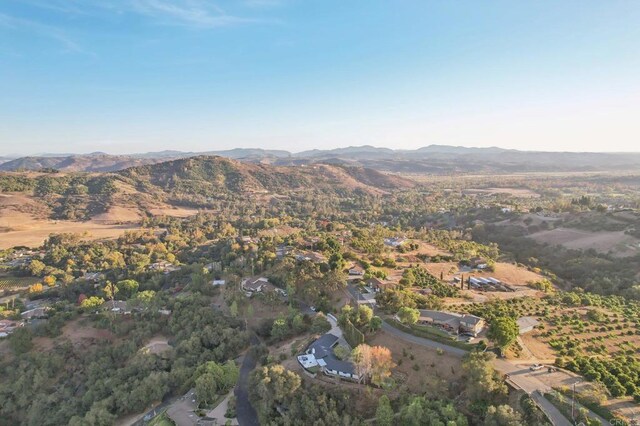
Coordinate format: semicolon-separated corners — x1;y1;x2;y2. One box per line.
528;227;640;257
33;317;117;351
367;330;462;396
463;187;540;198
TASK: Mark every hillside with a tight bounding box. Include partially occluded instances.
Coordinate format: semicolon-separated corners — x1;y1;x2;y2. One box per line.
4;145;640;173
118;155;415;196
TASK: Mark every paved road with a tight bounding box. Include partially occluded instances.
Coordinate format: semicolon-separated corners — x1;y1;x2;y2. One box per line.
235;334;260;426
381;320;468;357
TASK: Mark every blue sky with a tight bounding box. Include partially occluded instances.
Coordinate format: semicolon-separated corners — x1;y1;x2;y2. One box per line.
1;1;639;155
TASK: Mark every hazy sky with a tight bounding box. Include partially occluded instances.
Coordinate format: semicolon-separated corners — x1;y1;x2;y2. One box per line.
1;1;640;155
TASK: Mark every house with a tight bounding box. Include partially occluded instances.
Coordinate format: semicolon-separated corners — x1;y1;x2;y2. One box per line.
297;333;359;381
384;237;406;247
0;319;24;336
517;316;540;334
102;300;131;314
469;257;489;270
295;251;327;264
348;265;364;276
366;277;395;292
418;310;485;336
149;262;181;274
82;272;105;282
241;277;276;295
21;307;49;320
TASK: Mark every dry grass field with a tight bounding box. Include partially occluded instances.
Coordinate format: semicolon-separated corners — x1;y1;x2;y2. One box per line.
529;227;640;257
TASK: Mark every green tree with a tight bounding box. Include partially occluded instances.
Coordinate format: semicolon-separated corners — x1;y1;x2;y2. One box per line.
80;296;105;310
484;404;524;426
103;281;119;309
116;279;139;298
370;315;383;332
487;317;519;350
271;317;289;340
311;313;332;334
9;327;33;354
196;372;217;405
376;395;394;426
398;307;420;325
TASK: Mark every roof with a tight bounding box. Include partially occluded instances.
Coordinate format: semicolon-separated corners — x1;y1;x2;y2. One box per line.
517;316;540;330
307;333;356;376
461;314;484;325
419;309;463;323
366;277;385;287
242;277;269;291
309;333;339;358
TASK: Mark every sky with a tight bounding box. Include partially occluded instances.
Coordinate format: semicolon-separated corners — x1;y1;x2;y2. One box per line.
1;1;640;155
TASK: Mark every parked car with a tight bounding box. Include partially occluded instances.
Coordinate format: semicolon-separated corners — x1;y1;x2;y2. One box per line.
530;364;544;371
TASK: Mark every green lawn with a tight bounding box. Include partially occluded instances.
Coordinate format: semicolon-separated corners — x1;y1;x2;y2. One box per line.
148;412;175;426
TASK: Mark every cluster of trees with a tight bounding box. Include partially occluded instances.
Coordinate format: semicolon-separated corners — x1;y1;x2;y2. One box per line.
351;344;394;386
557;355;640;399
376;287;443;313
256;307;312;343
338;304;382;335
194;360;239;405
400;266;459;297
0;294;248;425
250;364;360;425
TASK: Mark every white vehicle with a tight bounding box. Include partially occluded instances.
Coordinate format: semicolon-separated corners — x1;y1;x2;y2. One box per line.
530;364;544;371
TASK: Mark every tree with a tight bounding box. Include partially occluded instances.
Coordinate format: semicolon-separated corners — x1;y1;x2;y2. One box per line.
487;317;519;350
369;316;383;332
311;313;332;334
43;275;56;287
375;395;394;426
484;404;523;426
229;301;238;318
135;290;156;306
9;327;33;354
28;259;46;277
195;372;217;405
116;279;139;298
356;305;374;327
80;296;105;310
353;344;395;385
271;317;289;340
397;307;420;325
462;352;508;405
103;281;119;309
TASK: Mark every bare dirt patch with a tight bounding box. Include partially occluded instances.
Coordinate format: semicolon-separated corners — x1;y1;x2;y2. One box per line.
529;227;640;257
92;206;142;224
0;209;141;249
367;330;462;396
147;207;203;217
141;336;172;355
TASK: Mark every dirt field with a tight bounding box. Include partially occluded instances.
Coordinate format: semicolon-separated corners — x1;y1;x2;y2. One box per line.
33;317;116;351
367;330;463;396
147;207;208;217
423;261;544;286
529;227;640;257
0;209;141;249
92;206;142;223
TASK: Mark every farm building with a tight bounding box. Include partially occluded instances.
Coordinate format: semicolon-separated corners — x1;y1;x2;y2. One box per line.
517;316;540;334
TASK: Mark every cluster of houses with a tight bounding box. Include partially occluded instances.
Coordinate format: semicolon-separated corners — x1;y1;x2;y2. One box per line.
297;333;359;381
417;309;486;337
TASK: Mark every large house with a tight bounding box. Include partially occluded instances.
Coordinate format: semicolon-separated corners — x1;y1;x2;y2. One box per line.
348;265;365;276
241;277;276;295
297;333;359;381
366;277;395;292
418;310;485;336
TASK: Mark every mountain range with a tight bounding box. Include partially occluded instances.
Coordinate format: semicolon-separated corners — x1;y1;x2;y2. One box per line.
2;145;640;173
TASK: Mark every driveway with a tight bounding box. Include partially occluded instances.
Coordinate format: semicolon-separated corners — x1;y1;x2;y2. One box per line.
235;334;260;426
